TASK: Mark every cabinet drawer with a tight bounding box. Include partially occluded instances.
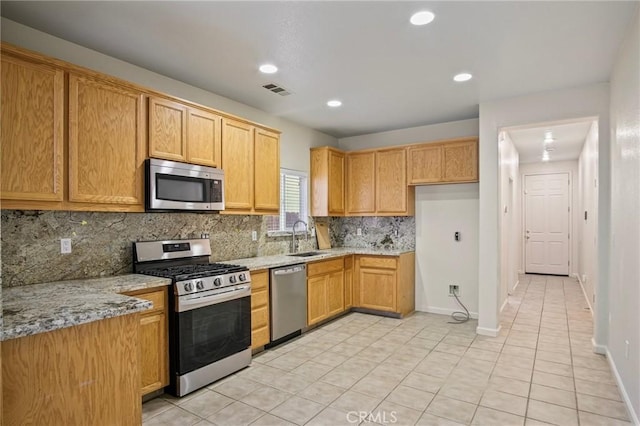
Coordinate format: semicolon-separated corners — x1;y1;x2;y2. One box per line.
251;305;269;330
308;258;344;276
252;270;269;291
358;256;397;269
251;289;269;309
124;287;166;313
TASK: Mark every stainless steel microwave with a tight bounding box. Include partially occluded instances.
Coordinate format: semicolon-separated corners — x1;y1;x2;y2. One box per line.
146;158;224;211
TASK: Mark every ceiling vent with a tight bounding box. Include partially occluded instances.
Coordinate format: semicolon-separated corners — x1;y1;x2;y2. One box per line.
262;83;291;96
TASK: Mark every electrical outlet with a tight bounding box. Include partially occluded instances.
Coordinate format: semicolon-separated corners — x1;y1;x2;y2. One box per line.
356;228;362;236
251;230;258;241
448;285;460;297
625;340;630;359
60;238;72;254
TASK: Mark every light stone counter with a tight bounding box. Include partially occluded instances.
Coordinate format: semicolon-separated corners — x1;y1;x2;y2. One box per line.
2;274;171;341
231;247;414;271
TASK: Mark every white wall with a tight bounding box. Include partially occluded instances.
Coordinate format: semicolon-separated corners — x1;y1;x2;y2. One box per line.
415;184;480;318
478;83;610;338
338;119;479;151
498;132;520;307
519;160;580;277
0;18;338;172
578;122;599;312
608;7;640;422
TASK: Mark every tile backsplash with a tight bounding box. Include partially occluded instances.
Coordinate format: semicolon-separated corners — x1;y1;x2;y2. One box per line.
1;210;414;287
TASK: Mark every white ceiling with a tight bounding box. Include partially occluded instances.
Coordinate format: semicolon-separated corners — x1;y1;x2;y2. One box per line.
1;1;636;138
506;120;595;164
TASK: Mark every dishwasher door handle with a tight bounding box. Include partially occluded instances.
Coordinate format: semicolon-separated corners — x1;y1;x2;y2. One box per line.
273;266;305;275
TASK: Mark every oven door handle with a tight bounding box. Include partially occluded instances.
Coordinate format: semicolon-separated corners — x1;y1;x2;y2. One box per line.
177;285;251;313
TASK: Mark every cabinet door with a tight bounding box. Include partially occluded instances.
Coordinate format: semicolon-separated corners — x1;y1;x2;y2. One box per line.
358;267;396;312
222;118;253;211
407;144;442;184
140;311;168;395
346;151;375;214
344;256;353;309
376;148;408;214
187;107;221;167
307;275;327;326
442;140;478;182
253;128;280;212
326;270;345;317
68;74;145;206
1;53;64;202
148;96;187;162
328;150;345;215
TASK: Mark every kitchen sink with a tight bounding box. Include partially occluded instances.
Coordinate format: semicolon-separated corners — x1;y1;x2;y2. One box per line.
288;251;322;257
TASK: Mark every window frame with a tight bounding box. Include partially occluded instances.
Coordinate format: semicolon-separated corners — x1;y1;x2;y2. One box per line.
266;168;309;236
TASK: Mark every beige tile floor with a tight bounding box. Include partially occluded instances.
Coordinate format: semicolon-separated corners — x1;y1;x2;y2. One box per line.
143;274;632;425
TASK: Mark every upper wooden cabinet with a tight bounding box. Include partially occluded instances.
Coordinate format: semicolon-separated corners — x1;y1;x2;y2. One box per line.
222;118;280;215
148;96;222;167
345;148;414;216
68;73;145;208
1;50;64;204
346;151;376;214
408;138;478;185
310;147;345;216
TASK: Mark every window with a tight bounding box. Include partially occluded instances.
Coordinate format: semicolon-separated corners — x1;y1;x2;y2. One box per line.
266;169;308;233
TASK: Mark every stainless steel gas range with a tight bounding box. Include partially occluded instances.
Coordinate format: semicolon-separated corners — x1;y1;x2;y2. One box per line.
133;238;251;397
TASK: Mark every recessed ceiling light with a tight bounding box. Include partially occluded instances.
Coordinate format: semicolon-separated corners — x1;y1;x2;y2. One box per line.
453;73;473;82
542;152;550;162
410;11;435;26
327;100;342;107
259;64;278;74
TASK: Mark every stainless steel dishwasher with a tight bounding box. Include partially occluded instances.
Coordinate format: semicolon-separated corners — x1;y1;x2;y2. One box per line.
270;264;307;342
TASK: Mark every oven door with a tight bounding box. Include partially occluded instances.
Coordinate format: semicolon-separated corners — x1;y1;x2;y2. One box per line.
174;292;251;375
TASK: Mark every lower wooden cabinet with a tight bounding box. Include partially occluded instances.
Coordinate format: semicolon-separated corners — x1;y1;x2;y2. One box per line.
123;287;169;396
307;257;344;326
344;255;354;309
354;252;415;316
251;270;270;348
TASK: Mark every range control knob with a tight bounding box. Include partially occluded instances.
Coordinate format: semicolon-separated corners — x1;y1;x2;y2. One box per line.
184;282;193;292
213;277;222;287
239;273;246;282
229;275;237;284
195;280;204;290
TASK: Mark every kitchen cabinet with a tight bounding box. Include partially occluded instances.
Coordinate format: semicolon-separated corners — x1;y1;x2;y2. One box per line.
310;147;345;216
307;257;345;326
345;148;414;216
344;255;354;309
408;138;478;185
251;270;270;349
148;96;222;167
354;252;415;316
346;151;376;214
222;118;280;214
1;48;64;207
2;314;140;425
123;287;169;396
68;73;146;210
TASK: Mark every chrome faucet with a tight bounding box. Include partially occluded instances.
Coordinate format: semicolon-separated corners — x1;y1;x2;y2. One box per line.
291;220;308;253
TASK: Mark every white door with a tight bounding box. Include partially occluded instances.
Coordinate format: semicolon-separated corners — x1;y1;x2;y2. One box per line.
524;173;570;275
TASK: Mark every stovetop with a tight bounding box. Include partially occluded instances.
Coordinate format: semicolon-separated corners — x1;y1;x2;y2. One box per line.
142;263;248;281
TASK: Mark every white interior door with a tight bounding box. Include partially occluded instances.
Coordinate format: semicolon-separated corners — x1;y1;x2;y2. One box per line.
524;173;570;275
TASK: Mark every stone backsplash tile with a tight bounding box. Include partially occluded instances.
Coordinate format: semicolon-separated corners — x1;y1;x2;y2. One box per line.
328;216;415;251
1;210;264;287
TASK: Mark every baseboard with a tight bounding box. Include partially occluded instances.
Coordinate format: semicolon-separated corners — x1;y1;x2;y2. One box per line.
417;306;479;319
605;347;640;425
476;325;502;337
575;273;594;316
592;337;607;355
511;279;521;292
500;297;509;313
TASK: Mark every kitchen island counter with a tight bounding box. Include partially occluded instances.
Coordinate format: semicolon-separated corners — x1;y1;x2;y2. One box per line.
2;274;171;341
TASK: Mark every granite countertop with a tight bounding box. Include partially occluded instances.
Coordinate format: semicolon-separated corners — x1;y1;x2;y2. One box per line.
231;247;414;271
2;274;171;341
